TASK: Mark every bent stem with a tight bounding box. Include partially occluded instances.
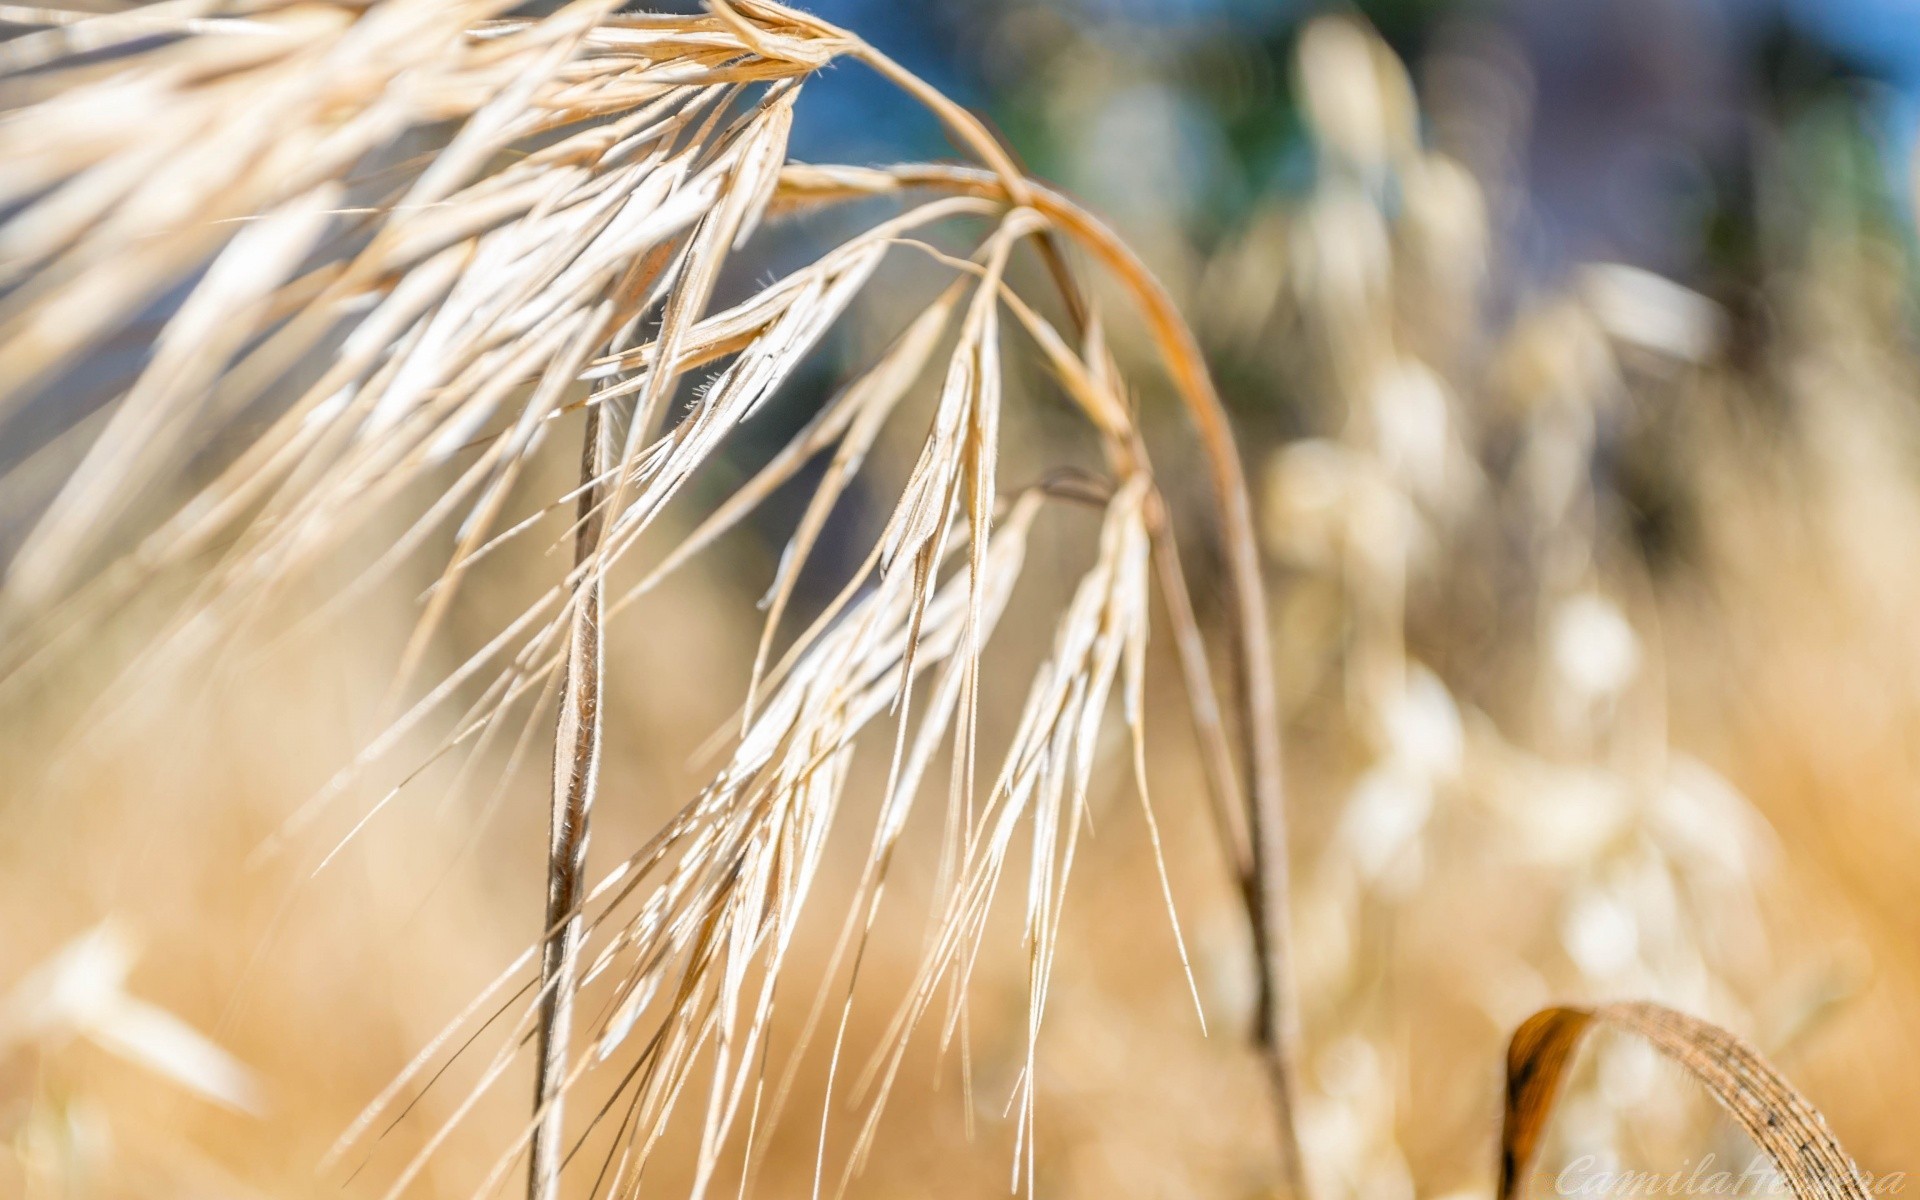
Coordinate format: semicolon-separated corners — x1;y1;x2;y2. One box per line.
982;169;1306;1200
792;158;1309;1197
529;405;609;1200
1066;215;1308;1198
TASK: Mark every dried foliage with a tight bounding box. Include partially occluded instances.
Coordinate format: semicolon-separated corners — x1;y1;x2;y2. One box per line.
0;3;1904;1199
1501;1004;1870;1200
1;0;1302;1194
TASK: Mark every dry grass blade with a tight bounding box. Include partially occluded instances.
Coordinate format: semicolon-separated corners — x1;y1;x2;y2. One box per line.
1500;1002;1871;1200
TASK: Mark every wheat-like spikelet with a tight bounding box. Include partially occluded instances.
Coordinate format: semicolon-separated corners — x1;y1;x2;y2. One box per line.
0;1;1304;1196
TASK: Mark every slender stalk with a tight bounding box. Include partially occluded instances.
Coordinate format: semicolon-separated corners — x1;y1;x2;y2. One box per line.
857;163;1310;1198
1039;182;1308;1200
529;404;609;1200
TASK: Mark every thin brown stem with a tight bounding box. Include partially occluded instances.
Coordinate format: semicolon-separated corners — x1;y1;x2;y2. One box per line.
1054;192;1307;1200
785;161;1310;1198
529;403;609;1200
1007;170;1303;1199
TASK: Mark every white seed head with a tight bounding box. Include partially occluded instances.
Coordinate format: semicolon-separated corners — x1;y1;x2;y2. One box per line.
1563;887;1641;980
1367;358;1455;506
1296;17;1416;176
1550;591;1641;704
1580;262;1727;364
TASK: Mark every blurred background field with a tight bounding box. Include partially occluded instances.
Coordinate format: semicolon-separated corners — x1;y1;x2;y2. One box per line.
3;0;1919;1196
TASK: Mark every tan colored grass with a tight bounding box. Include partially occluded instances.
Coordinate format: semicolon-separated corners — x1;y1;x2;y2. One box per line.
0;1;1304;1195
0;3;1893;1199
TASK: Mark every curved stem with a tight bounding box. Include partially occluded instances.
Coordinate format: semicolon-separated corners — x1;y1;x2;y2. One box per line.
1030;177;1308;1200
781;160;1308;1198
754;10;1302;1178
846;44;1032;205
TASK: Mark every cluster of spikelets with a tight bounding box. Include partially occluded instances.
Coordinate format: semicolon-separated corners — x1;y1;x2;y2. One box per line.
2;2;1301;1195
0;3;1889;1200
1198;17;1882;1196
1217;20;1790;1192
